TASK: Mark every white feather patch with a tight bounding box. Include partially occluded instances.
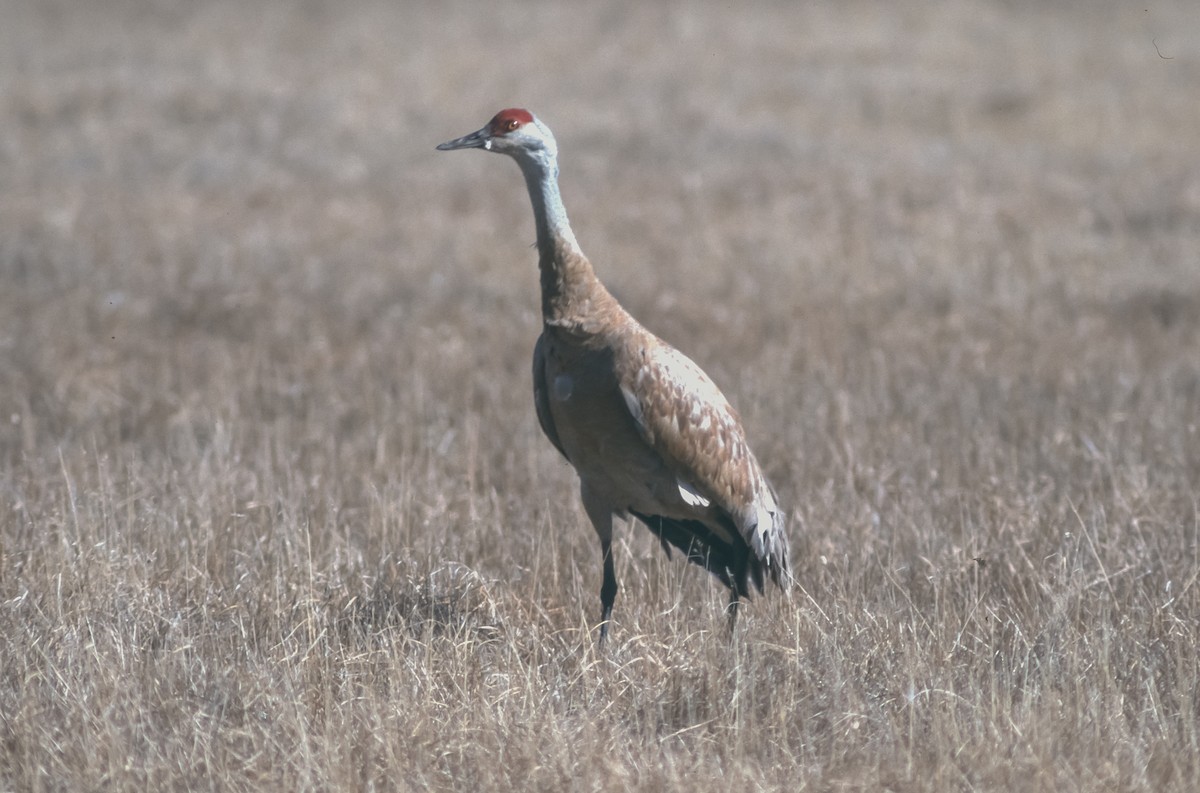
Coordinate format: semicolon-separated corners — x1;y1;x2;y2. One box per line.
677;478;710;508
620;385;645;430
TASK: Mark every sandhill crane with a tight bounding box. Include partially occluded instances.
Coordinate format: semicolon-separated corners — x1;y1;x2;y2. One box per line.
437;109;790;642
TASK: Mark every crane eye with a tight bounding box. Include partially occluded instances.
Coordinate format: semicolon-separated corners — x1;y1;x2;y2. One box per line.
505;119;520;132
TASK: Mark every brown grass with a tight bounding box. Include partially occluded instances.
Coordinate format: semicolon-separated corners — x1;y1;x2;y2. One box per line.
3;0;1200;790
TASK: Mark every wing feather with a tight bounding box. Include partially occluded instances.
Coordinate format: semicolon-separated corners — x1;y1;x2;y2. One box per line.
532;332;569;461
618;336;789;585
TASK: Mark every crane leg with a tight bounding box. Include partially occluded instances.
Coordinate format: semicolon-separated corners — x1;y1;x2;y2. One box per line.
726;589;740;637
726;545;751;639
581;484;618;646
599;538;618;645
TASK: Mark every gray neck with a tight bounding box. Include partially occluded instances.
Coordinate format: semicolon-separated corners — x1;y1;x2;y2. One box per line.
516;153;580;262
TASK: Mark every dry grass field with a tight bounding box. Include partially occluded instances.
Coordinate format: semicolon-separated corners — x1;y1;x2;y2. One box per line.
3;0;1200;790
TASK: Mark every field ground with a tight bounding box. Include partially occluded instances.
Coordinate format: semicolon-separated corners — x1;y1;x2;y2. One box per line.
2;1;1200;790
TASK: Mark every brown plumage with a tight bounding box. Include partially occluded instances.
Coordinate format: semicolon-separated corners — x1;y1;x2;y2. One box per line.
438;109;790;641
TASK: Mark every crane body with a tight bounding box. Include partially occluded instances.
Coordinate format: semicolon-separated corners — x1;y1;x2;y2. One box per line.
438;109;790;641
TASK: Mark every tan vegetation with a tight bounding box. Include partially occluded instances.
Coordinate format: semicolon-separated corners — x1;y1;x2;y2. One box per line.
2;1;1199;790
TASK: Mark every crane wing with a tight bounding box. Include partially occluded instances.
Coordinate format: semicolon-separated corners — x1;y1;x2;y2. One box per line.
617;339;787;574
532;331;569;461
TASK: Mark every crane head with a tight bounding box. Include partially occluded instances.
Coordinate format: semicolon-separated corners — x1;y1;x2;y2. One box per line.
436;108;556;160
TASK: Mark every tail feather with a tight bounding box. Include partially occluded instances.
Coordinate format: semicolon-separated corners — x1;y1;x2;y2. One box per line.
630;511;767;598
